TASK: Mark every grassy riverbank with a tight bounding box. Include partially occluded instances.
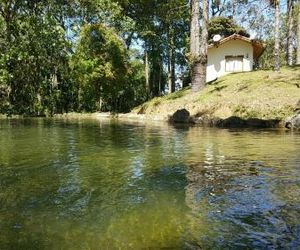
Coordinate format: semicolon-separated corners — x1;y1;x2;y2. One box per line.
133;67;300;122
2;67;299;128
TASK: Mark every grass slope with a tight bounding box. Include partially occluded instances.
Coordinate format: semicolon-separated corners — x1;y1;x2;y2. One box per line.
133;67;300;121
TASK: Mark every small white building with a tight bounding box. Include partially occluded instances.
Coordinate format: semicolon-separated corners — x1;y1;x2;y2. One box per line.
207;34;265;82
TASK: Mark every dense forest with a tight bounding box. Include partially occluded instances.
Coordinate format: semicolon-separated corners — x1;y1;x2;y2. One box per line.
0;0;299;116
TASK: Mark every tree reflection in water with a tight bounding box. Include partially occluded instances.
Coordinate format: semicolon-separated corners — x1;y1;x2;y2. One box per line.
0;120;300;249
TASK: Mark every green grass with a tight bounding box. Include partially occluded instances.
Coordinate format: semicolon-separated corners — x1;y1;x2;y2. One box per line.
133;67;300;120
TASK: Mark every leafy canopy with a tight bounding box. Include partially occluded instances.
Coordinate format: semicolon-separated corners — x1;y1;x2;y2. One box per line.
72;24;145;112
208;16;250;41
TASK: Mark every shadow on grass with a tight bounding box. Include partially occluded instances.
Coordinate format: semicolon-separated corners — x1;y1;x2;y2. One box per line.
209;85;228;93
286;65;300;71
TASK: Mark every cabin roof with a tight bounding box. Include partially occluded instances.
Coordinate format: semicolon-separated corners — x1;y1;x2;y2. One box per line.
208;34;266;60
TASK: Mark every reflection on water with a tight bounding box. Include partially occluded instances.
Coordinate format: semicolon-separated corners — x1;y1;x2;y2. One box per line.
0;118;300;249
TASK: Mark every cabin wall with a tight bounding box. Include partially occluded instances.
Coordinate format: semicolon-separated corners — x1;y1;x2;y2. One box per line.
207;40;254;82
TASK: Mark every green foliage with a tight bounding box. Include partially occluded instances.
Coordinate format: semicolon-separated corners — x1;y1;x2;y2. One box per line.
0;0;145;115
0;1;75;115
0;0;295;115
117;0;189;96
258;22;288;70
72;24;146;113
208;17;250;40
258;39;277;69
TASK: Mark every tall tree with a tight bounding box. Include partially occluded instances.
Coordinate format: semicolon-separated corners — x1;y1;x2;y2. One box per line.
0;0;73;115
190;0;200;92
0;0;147;115
297;0;300;64
273;0;281;71
144;49;150;93
167;26;176;93
287;0;294;66
190;0;209;92
71;24;145;112
117;0;188;96
163;2;188;93
199;0;209;87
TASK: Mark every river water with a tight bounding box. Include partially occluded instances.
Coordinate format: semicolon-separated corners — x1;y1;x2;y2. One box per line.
0;118;300;249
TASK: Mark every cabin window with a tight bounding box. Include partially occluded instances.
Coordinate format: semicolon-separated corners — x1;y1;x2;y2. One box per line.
225;56;244;72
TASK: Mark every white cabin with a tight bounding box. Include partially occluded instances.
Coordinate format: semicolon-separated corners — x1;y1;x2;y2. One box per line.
207;34;265;82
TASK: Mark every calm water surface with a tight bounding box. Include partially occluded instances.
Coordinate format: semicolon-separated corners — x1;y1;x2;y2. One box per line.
0;118;300;249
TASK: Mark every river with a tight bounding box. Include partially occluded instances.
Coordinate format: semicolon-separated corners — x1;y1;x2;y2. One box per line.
0;118;300;249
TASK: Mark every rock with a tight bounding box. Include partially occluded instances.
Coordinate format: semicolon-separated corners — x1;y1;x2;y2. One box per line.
217;116;280;128
285;101;300;129
217;116;246;128
246;118;279;128
169;109;191;123
285;114;300;129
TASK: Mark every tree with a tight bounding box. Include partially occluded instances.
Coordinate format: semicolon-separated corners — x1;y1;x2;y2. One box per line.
0;0;73;115
72;24;145;112
116;0;189;96
287;0;294;65
189;0;209;92
0;0;142;115
271;0;281;71
0;0;294;115
297;0;300;64
208;16;249;40
189;0;200;92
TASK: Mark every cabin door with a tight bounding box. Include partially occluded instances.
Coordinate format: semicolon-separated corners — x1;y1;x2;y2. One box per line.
225;56;244;72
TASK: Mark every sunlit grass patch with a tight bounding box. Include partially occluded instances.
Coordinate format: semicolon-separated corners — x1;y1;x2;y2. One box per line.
132;67;300;121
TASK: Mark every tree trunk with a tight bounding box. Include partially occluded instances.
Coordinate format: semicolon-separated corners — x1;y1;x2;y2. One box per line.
274;1;280;71
145;49;150;94
168;25;176;93
170;48;176;92
168;55;171;93
190;0;200;92
198;0;209;90
287;0;294;66
297;1;300;65
190;0;208;92
158;60;162;96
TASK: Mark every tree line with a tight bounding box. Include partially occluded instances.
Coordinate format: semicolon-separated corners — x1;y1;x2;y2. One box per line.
0;0;299;116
